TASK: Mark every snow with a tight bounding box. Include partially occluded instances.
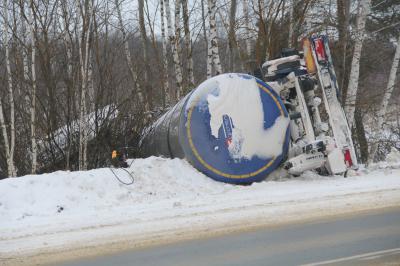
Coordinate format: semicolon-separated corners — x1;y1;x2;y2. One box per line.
206;74;289;160
1;156;400;261
387;147;400;163
37;105;117;161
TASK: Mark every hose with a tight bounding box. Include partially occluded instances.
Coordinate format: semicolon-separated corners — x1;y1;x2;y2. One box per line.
109;165;135;185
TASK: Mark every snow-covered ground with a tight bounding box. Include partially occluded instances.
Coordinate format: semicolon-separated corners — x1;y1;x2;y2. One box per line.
1;152;400;264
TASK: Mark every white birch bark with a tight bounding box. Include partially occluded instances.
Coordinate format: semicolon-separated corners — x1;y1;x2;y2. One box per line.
0;3;10;173
20;1;29;92
165;0;183;101
344;0;371;127
2;0;16;177
242;0;252;58
28;1;37;174
160;0;170;106
208;0;222;75
201;0;212;78
182;0;194;88
78;0;94;170
174;0;184;99
207;33;213;78
369;34;400;162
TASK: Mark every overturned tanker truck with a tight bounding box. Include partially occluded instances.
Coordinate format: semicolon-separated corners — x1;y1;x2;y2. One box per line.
139;35;358;184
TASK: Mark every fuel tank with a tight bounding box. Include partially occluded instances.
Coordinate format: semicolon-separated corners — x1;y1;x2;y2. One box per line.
139;73;290;184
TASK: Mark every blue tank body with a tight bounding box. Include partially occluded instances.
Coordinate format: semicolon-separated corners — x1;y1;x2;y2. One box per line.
140;74;290;184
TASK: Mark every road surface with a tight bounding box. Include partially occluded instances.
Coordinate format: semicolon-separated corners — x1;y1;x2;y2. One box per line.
59;207;400;266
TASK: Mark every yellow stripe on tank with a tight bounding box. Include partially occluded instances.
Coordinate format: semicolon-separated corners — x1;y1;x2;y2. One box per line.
185;82;285;180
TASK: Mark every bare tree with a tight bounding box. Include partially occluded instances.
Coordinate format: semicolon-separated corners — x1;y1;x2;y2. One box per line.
138;0;149;83
77;0;95;170
344;0;371;127
1;0;17;177
242;0;252;71
369;34;400;162
336;0;351;93
174;0;184;99
182;0;194;88
28;0;38;173
288;0;295;48
228;0;237;72
165;0;183;101
160;0;170;106
115;0;147;115
208;0;222;75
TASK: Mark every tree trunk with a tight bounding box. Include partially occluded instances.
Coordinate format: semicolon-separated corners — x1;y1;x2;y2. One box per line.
201;0;212;78
354;107;369;163
20;0;29;99
2;0;17;177
60;0;73;170
165;0;183;101
29;0;37;174
208;0;222;75
138;0;150;83
78;0;94;171
182;0;194;89
115;0;148;115
288;0;295;48
369;34;400;162
160;0;170;106
337;0;351;96
174;0;184;99
344;0;371;127
228;0;237;72
242;0;252;71
254;0;268;64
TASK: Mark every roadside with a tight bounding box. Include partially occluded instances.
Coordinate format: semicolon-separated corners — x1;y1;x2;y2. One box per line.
0;157;400;265
58;207;400;266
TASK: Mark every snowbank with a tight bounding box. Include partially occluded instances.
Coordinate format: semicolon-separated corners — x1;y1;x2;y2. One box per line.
1;156;400;262
0;157;225;223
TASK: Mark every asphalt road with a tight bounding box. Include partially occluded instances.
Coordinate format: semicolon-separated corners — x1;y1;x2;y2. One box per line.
59;207;400;266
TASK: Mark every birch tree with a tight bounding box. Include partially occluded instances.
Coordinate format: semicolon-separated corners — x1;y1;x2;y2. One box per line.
207;36;213;78
242;0;252;71
18;0;35;172
344;0;371;127
115;0;147;114
60;0;75;170
369;34;400;162
1;0;17;177
77;0;95;170
160;0;170;106
208;0;222;75
20;0;29;102
165;0;183;101
26;0;38;174
202;0;212;78
174;0;184;99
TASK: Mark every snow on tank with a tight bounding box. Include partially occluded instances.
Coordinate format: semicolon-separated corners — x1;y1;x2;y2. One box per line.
140;73;290;184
